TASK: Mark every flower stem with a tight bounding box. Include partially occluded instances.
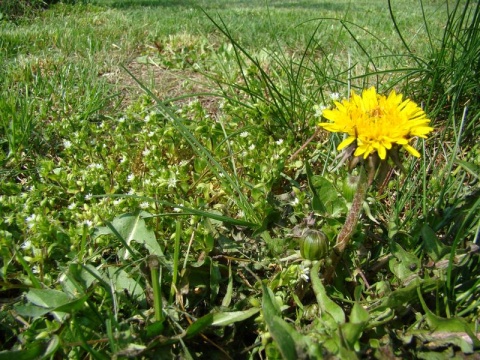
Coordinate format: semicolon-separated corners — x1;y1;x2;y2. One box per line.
148;255;164;323
324;167;369;283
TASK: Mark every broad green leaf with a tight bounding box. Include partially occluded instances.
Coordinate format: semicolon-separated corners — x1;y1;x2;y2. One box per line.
14;303;51;318
408;330;474;354
340;322;365;349
185;313;214;338
389;241;421;281
306;164;347;217
310;261;345;325
341;303;369;348
305;162;327;214
421;224;449;261
211;308;260;326
0;341;44;360
17;288;88;321
53;294;89;313
26;288;71;309
43;335;60;358
94;211;163;259
350;302;369;324
60;263;104;297
107;267;144;300
417;288;480;348
261;283;307;360
375;278;439;312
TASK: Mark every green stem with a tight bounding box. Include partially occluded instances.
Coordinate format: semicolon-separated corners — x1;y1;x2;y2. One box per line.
324;167;369;283
148;255;164;322
15;250;42;289
169;220;181;304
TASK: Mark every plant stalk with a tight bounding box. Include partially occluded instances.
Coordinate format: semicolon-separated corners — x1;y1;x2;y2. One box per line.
324;168;369;283
148;255;164;322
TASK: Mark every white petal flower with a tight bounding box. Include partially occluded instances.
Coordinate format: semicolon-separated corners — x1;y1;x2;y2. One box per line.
240;131;250;138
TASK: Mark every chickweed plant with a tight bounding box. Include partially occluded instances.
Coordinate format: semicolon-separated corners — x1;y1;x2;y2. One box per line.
0;0;479;358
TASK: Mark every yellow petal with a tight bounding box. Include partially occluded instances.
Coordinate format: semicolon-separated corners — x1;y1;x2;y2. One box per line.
337;136;356;151
403;144;421;157
377;145;387;160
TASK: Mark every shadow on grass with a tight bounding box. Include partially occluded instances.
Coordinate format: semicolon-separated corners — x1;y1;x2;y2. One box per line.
98;0;195;8
96;0;347;11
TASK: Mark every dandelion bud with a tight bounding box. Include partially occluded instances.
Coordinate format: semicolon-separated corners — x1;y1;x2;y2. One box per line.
342;175;359;202
300;229;329;261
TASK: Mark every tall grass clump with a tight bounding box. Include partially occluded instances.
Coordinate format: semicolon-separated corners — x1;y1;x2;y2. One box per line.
0;0;89;21
389;0;479;139
200;11;348;145
387;0;480;317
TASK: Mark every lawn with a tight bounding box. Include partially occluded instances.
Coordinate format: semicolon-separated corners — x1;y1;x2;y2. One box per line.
0;0;479;358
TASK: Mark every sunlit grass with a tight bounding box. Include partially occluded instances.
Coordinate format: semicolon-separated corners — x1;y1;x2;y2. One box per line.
0;0;478;358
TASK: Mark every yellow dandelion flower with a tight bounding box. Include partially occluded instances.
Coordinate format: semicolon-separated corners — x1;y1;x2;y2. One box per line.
319;87;433;159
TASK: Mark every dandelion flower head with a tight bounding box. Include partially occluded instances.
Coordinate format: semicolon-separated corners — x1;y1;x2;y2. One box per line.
318;87;433;159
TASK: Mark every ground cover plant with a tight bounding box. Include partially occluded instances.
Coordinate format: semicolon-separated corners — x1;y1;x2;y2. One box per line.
0;0;479;358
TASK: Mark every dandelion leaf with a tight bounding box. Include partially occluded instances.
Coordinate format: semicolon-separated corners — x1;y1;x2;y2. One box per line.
94;211;163;259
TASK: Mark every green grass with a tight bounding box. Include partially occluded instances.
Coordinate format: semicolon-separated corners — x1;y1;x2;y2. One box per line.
0;0;479;358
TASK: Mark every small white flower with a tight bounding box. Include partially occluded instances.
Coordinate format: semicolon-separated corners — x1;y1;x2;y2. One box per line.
313;104;327;118
139;202;150;209
113;199;123;206
127;174;135;182
240;131;250;138
26;214;38;228
68;202;77;210
144;115;151;123
173;207;182;213
148;131;155;137
167;175;177;189
248;144;255;151
118;117;126;123
275;139;284;145
85;193;93;201
83;220;93;227
32;266;40;274
330;92;340;101
88;163;103;170
21;240;32;250
63;140;72;149
142;148;151;156
128;189;135;195
120;156;128;164
291;197;300;206
299;264;310;282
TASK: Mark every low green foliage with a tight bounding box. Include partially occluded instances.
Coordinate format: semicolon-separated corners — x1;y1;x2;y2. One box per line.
0;0;479;359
